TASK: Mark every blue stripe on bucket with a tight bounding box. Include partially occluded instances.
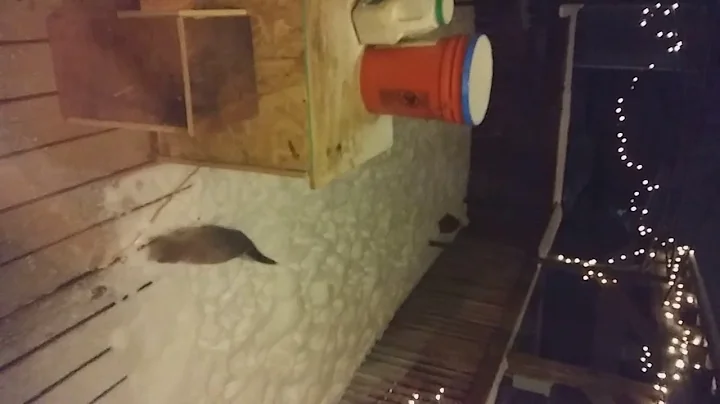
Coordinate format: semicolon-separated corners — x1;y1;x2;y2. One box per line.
460;34;480;125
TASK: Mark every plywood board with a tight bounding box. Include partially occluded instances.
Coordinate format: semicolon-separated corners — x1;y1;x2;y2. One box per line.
47;8;187;130
155;80;308;171
0;129;151;212
0;44;57;100
150;0;308;172
139;0;304;60
305;0;394;188
182;15;259;135
0;95;103;158
148;0;390;185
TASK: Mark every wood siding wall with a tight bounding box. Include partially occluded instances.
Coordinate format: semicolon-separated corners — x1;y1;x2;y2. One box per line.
0;2;166;403
340;232;538;404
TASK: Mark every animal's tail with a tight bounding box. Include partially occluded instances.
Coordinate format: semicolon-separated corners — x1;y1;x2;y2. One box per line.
247;246;277;265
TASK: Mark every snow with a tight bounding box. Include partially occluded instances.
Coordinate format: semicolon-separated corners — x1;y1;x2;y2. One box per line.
102;14;474;404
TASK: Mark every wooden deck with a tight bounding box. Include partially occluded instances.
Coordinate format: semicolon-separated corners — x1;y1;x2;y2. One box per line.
340;232;537;404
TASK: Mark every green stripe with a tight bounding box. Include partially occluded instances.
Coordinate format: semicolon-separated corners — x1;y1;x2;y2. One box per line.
435;0;447;25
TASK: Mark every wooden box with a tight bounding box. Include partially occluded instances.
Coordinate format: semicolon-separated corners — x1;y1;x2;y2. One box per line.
48;0;395;188
47;8;258;137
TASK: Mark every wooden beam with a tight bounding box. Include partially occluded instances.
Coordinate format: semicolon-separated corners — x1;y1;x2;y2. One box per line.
506;352;660;402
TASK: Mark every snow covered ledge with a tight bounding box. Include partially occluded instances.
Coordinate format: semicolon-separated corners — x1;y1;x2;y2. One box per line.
100;16;474;404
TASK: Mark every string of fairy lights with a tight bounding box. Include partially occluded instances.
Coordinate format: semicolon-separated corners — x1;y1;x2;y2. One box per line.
383;385;446;403
640;243;709;404
549;3;714;404
552;1;684;285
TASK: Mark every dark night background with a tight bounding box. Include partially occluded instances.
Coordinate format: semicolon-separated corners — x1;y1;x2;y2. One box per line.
489;0;720;402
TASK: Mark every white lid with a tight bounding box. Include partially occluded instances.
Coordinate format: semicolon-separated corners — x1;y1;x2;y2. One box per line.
464;34;493;125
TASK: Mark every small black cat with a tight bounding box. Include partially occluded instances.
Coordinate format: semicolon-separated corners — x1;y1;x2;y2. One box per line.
142;225;277;265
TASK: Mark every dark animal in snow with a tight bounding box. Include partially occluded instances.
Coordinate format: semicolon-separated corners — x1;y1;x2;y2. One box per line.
143;225;277;265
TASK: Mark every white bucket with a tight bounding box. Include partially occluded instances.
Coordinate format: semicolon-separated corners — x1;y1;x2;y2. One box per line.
352;0;454;45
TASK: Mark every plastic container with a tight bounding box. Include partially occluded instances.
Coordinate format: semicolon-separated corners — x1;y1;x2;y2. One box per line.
359;34;494;126
352;0;454;45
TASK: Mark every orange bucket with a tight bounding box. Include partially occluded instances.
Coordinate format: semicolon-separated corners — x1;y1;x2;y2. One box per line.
359;34;493;126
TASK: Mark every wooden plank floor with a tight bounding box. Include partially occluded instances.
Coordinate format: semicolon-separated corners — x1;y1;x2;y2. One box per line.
0;2;180;403
339;232;533;404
